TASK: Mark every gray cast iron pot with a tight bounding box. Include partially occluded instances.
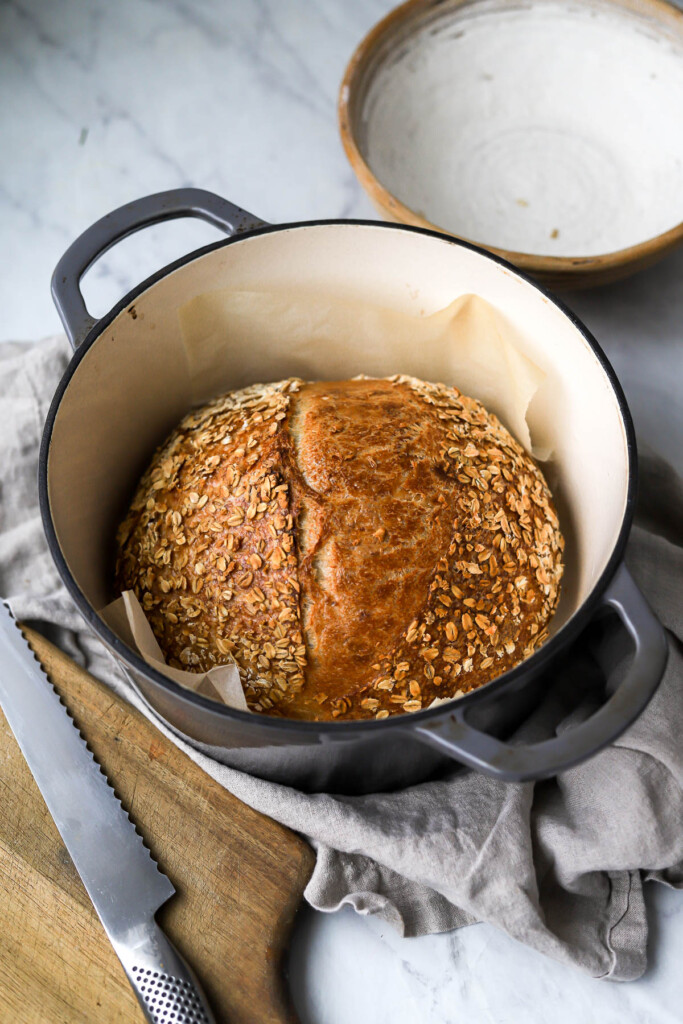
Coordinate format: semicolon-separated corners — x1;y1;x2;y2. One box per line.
40;189;668;793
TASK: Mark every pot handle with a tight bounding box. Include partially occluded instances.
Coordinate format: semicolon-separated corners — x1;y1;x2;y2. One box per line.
412;564;668;781
51;188;267;349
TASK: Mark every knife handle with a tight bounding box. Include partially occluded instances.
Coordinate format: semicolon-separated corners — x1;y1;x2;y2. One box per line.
115;920;217;1024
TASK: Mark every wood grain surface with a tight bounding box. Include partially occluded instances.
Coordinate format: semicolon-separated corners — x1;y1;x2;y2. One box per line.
0;627;314;1024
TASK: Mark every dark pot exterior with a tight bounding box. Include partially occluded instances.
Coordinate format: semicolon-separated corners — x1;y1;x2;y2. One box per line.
41;189;669;794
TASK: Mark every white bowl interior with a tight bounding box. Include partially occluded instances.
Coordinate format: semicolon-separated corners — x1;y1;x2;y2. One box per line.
47;224;630;644
356;0;683;257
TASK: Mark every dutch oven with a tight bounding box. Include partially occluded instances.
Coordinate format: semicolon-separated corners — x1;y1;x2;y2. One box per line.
41;189;668;793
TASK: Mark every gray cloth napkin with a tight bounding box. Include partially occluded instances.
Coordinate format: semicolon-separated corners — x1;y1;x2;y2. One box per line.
3;335;683;982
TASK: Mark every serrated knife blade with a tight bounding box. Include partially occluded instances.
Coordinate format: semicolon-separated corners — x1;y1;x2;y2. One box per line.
0;602;216;1024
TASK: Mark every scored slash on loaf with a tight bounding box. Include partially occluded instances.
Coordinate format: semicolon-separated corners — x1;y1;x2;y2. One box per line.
115;376;564;721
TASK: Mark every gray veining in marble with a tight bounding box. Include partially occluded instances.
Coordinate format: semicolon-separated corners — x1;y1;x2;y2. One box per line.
2;1;682;1021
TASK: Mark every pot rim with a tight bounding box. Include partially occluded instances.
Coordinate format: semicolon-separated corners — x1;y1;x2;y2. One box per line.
39;217;638;737
337;0;683;279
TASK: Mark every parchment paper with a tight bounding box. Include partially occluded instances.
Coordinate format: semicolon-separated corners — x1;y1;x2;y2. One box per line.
101;591;248;709
110;288;548;707
179;290;545;456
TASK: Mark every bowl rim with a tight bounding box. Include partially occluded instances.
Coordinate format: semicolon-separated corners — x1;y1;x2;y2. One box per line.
40;217;637;737
338;0;683;277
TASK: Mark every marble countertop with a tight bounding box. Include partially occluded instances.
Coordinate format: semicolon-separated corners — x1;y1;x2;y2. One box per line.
2;1;682;1021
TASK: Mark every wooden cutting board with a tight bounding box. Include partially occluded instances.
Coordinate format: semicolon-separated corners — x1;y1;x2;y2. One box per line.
0;627;315;1024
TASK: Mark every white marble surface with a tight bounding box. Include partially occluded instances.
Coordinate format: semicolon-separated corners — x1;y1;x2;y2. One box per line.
2;1;682;1021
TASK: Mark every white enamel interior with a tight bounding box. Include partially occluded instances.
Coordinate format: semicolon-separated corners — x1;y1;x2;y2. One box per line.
47;223;630;642
357;0;683;257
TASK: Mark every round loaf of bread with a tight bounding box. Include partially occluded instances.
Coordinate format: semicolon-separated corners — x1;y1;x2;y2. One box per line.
115;376;564;721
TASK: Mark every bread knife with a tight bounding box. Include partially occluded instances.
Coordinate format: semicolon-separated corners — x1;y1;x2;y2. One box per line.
0;602;217;1024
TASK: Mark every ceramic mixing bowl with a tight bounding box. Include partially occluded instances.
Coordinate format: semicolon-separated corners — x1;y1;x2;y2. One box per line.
340;0;683;288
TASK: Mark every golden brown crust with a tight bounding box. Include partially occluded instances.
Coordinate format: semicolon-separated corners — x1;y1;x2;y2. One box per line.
115;376;564;721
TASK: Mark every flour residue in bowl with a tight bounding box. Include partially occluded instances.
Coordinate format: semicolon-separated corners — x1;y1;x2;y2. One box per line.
360;0;683;256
